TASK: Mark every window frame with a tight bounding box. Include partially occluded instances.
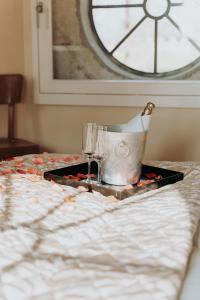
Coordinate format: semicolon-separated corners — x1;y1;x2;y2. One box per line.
31;0;200;107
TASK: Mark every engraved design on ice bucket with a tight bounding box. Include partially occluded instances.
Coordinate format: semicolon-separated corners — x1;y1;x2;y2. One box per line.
102;131;146;186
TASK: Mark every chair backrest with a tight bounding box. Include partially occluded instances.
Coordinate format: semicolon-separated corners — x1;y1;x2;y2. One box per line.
0;74;23;105
0;74;24;140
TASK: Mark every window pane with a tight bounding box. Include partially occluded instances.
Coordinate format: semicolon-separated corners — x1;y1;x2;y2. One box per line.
157;18;199;73
92;8;145;52
114;18;155;73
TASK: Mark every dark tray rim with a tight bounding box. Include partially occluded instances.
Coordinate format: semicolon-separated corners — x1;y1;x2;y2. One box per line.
44;162;184;200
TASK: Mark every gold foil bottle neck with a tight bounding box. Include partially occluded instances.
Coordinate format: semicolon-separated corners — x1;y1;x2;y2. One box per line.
141;102;155;116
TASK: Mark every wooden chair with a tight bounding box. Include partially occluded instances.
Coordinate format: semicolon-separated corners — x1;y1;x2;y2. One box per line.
0;74;40;159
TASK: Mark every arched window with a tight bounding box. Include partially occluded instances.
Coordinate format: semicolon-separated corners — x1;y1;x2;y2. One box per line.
88;0;200;78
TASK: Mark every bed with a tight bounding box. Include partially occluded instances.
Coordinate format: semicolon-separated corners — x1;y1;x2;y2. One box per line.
0;153;199;300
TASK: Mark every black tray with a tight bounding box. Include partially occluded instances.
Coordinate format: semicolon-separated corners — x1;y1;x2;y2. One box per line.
44;161;184;200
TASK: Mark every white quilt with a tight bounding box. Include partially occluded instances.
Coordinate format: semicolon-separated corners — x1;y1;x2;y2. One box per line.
0;161;200;300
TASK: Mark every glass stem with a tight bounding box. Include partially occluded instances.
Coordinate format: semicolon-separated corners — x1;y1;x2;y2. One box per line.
97;160;102;184
87;156;92;182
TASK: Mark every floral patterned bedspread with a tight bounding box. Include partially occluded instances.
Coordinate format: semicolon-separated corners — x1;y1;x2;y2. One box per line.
0;153;199;300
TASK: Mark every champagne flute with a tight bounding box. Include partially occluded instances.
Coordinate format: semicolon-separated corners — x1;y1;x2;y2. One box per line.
93;125;107;185
82;123;97;182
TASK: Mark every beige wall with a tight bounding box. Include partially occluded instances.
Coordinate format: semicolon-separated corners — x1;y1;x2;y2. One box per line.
0;0;199;161
0;0;24;137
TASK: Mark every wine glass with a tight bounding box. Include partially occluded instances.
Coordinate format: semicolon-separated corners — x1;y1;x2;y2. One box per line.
93;125;107;185
82;123;97;182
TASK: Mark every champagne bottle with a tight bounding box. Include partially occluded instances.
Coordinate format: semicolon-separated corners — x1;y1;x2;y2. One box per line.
141;102;155;116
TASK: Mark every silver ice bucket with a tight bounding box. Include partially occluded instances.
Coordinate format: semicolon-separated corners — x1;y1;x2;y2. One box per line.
102;131;146;186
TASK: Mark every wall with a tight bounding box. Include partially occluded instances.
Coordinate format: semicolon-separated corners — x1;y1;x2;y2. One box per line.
0;0;24;137
1;0;200;161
